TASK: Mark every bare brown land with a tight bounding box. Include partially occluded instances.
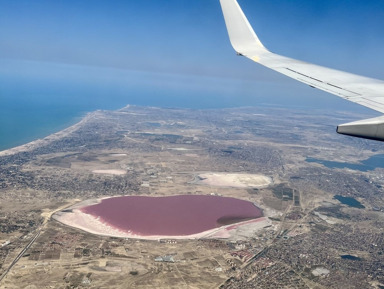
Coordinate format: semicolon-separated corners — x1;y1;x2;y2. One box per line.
0;106;383;289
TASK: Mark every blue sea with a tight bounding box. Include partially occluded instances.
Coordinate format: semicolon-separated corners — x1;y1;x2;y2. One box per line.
0;60;376;151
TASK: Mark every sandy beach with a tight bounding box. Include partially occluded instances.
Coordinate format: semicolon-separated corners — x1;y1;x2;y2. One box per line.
0;111;96;157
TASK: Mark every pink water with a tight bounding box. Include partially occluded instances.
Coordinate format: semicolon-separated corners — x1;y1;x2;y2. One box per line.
81;195;262;236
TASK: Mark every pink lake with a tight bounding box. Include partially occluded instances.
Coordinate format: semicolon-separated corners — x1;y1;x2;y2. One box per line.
80;195;262;236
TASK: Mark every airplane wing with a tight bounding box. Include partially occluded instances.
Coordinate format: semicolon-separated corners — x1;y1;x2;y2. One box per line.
219;0;384;141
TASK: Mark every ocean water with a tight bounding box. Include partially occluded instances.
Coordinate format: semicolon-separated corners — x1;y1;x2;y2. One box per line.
0;66;184;150
0;60;376;151
0;95;86;151
0;62;262;151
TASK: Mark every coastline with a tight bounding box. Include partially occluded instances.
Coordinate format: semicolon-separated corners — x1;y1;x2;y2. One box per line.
0;111;95;157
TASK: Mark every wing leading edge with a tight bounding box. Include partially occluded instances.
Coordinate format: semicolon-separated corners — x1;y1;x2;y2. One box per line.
219;0;384;141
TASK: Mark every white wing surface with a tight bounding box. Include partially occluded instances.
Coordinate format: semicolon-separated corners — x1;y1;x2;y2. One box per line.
219;0;384;141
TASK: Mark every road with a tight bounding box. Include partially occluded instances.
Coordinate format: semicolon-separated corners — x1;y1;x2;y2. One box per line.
0;199;80;285
0;230;41;283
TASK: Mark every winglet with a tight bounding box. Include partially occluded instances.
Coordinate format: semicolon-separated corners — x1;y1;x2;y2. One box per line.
219;0;268;57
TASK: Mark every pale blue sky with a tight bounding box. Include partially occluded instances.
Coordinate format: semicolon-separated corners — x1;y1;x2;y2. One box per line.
1;0;383;107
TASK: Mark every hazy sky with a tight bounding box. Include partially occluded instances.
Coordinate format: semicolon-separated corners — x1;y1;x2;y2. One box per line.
1;0;384;110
